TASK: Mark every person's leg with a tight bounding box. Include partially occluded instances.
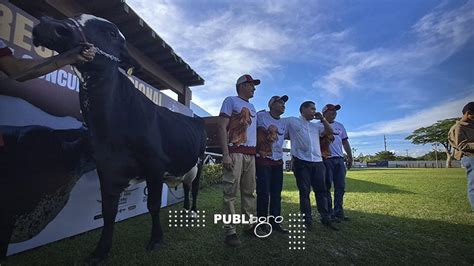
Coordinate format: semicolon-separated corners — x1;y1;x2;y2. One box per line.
269;164;283;217
323;159;335;217
310;162;335;227
223;153;243;237
333;158;347;218
293;159;313;226
240;155;257;232
256;164;271;218
269;164;288;233
462;156;474;211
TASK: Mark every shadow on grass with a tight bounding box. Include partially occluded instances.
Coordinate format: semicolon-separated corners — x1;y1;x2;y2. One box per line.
348;168;411;171
3;185;473;265
282;174;413;194
345;177;414;194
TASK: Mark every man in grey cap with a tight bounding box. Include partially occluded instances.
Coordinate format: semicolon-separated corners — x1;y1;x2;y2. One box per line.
322;104;353;221
256;95;289;234
449;102;474;211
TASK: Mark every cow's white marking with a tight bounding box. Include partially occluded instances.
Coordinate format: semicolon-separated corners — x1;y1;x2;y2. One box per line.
77;14;110;27
182;163;198;187
77;14;126;40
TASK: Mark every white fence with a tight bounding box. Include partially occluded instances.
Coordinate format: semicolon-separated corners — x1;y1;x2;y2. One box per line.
388;160;462;168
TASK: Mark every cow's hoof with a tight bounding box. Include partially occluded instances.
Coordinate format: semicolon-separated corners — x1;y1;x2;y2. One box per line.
87;253;108;266
146;240;164;251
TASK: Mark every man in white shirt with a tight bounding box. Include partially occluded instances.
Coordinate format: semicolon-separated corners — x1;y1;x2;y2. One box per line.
322;104;353;222
286;101;338;231
218;74;260;247
256;95;289;234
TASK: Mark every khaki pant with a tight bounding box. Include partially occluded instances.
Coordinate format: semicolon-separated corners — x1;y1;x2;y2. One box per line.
223;153;256;236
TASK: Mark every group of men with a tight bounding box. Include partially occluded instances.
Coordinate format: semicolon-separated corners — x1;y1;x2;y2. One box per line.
3;37;473;248
218;74;353;247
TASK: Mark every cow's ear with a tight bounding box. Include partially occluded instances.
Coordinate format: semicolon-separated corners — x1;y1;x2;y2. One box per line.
119;45;141;75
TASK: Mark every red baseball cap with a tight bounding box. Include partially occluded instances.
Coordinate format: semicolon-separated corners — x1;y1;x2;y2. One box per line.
236;74;261;86
322;104;341;113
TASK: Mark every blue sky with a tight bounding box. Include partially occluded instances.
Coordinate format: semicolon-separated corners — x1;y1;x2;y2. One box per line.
128;0;474;157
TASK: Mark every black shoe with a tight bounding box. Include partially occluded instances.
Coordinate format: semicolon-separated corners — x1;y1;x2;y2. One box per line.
335;215;350;222
272;224;289;234
321;219;339;231
224;234;241;247
260;224;272;234
244;225;267;238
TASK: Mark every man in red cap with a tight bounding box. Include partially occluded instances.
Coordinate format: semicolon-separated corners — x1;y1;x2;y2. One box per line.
218;74;261;247
322;103;353;221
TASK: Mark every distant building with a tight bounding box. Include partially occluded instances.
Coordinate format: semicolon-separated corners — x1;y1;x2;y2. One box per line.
190;101;212;117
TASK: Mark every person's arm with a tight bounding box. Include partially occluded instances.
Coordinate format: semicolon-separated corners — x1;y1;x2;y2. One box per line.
284;118;291;140
456;127;474;152
342;139;353;169
0;43;96;81
314;112;333;136
218;116;232;170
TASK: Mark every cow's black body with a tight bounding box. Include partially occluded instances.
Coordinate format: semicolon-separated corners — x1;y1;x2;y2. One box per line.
32;14;206;263
0;125;94;258
80;67;206;194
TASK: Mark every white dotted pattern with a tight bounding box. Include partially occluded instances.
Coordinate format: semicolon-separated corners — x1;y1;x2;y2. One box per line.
288;213;306;250
168;210;206;228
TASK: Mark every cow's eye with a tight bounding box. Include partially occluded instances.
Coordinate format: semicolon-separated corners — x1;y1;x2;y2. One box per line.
110;31;117;38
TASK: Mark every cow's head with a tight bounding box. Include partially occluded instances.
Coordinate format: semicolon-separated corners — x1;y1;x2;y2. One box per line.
33;14;137;71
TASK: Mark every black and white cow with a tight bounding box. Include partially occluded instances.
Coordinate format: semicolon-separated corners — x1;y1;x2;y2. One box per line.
0;125;94;259
32;15;207;263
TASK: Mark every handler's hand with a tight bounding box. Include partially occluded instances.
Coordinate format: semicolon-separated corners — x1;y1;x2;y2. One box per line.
76;42;97;62
222;154;233;170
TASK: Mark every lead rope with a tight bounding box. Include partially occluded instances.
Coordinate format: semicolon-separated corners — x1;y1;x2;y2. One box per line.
68;18;121;63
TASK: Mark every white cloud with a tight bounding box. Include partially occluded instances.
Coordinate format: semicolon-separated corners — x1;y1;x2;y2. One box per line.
128;0;300;115
348;92;474;138
313;1;474;96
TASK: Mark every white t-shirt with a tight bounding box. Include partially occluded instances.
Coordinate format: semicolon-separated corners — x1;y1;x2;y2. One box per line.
256;111;287;161
286;116;325;162
219;96;257;155
328;121;348;157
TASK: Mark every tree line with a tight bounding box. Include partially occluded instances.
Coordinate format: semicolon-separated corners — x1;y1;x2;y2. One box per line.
354;118;458;167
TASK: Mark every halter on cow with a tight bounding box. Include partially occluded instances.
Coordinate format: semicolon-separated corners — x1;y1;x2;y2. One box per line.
32;14;207;263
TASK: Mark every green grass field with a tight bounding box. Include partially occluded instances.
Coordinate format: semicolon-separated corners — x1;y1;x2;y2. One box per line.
4;168;474;265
